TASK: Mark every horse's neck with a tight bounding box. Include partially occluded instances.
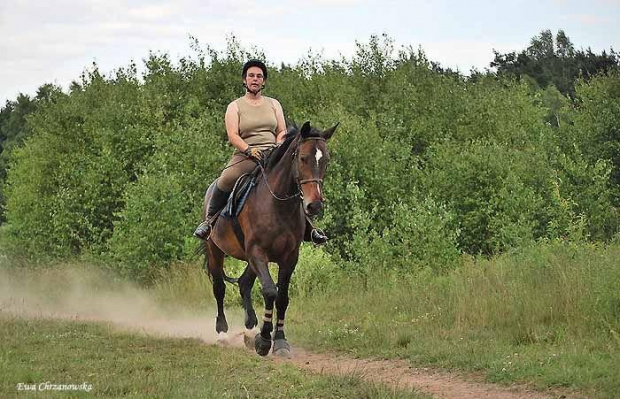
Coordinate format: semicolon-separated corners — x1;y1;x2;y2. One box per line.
262;144;299;206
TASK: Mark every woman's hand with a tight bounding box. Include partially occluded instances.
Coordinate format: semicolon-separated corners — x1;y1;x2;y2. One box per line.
243;146;263;162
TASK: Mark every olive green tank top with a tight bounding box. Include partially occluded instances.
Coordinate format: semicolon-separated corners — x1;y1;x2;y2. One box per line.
234;96;277;153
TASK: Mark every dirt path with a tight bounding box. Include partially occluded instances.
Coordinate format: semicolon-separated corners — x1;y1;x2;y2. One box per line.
279;348;558;399
212;331;562;399
0;267;570;399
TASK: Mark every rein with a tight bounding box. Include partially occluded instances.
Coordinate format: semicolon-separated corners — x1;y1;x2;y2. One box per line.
258;136;326;202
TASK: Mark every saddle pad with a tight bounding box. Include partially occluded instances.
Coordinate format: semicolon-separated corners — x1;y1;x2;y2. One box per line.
221;166;260;219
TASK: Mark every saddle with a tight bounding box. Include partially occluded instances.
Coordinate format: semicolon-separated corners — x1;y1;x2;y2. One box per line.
221;165;261;219
221;146;277;218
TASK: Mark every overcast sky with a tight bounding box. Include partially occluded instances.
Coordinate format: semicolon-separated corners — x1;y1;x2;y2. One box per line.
1;0;619;104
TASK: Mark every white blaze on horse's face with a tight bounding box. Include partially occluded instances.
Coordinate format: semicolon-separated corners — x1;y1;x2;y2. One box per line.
314;149;323;196
299;142;327;217
315;149;323;166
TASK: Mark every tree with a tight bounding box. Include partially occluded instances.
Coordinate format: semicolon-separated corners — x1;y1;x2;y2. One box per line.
0;84;63;222
491;29;619;97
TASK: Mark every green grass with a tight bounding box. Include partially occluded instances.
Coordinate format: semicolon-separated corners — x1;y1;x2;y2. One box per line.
0;315;426;399
286;241;620;398
2;241;619;398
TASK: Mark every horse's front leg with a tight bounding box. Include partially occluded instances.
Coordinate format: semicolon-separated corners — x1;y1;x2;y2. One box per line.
272;252;298;358
237;264;259;349
248;249;277;356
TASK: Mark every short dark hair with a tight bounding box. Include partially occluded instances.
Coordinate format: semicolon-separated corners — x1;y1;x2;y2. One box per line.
242;59;268;80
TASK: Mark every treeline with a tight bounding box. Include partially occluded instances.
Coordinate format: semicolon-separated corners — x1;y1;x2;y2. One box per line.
492;29;619;98
0;32;619;279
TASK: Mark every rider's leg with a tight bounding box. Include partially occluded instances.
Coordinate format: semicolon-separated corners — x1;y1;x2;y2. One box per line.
303;216;328;245
194;155;257;240
193;184;230;239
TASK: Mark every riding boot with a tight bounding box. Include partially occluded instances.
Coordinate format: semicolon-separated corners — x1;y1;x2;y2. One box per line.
310;228;328;245
193;186;231;240
304;217;328;245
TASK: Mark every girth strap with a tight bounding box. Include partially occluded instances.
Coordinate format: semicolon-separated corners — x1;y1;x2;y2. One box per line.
232;217;245;249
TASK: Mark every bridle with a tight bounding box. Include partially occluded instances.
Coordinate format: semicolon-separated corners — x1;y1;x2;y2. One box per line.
258;136;326;202
293;136;326;189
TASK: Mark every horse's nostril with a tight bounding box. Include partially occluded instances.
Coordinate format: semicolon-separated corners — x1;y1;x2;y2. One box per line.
307;201;322;215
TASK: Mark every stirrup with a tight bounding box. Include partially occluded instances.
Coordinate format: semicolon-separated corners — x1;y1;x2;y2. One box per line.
310;228;328;246
193;220;213;240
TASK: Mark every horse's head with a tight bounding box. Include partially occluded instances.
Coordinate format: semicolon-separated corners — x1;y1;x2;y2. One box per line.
295;121;339;216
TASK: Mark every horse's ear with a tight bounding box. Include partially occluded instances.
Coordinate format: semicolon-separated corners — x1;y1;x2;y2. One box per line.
300;121;312;137
321;122;339;140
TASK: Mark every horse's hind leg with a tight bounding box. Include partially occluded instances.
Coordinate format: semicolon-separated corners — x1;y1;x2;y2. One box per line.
205;241;228;338
237;264;258;349
239;265;258;329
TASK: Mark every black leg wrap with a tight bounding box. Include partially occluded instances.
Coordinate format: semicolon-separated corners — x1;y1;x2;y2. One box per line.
260;321;273;339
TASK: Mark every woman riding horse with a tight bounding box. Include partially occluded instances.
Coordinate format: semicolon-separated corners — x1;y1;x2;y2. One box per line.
202;120;338;357
193;59;326;245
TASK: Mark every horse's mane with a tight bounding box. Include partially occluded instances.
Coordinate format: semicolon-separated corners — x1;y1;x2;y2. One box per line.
266;127;298;169
266;124;323;170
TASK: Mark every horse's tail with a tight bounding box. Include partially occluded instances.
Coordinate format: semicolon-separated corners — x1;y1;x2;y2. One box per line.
196;240;210;280
194;239;207;257
196;239;239;285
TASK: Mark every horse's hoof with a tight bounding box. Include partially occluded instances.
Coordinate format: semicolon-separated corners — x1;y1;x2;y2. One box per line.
272;339;291;358
215;316;228;335
244;310;258;331
243;329;256;350
216;332;229;346
254;333;272;356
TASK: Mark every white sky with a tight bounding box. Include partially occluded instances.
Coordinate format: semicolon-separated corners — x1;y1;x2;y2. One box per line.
1;0;619;104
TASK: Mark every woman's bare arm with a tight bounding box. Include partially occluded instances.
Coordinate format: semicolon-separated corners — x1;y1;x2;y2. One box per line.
224;101;249;152
272;99;287;143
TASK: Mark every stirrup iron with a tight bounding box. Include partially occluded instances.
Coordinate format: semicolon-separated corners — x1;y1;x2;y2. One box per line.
310;228;328;246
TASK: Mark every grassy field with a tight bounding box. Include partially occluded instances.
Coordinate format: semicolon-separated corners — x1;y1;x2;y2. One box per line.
287;241;620;399
1;241;619;398
0;315;427;399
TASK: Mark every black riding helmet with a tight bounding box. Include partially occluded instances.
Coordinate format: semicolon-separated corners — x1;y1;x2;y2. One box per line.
242;59;268;80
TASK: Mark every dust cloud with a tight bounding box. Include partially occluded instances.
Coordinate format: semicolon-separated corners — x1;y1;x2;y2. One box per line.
0;264;246;345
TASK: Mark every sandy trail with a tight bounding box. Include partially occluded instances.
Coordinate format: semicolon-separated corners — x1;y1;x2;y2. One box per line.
215;334;559;399
0;266;565;399
276;348;557;399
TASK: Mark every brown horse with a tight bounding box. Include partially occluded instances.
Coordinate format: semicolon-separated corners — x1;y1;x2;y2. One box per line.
202;121;338;356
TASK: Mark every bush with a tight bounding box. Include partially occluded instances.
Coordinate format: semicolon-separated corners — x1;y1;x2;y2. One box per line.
2;36;619;278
